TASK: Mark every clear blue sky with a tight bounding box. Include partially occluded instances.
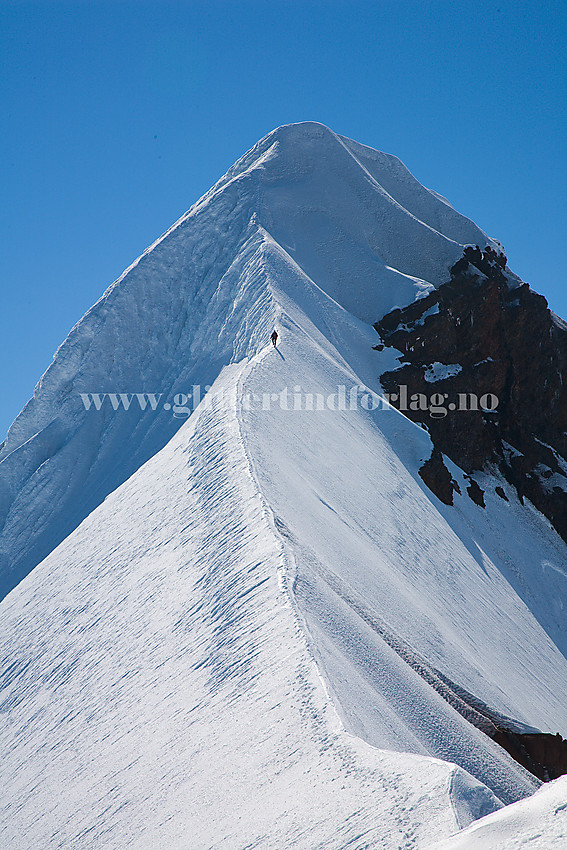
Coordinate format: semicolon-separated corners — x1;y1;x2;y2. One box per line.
1;0;565;438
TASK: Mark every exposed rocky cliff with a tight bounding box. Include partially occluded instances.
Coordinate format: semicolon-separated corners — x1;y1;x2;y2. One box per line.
375;246;567;542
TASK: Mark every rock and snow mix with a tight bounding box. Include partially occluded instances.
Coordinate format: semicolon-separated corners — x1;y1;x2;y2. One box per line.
424;362;463;383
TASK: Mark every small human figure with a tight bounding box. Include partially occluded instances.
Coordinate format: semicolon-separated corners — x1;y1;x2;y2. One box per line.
271;329;278;347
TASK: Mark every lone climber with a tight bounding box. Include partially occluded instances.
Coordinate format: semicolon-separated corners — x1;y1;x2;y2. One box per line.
271;329;278;347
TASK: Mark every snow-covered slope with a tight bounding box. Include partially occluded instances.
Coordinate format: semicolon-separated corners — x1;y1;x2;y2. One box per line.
1;122;566;847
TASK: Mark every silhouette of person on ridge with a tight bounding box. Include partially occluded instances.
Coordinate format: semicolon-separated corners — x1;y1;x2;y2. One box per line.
271;329;278;347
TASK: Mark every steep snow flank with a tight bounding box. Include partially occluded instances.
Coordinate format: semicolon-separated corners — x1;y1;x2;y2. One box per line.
437;775;567;848
251;122;497;320
239;235;567;801
0;227;277;600
0;359;499;850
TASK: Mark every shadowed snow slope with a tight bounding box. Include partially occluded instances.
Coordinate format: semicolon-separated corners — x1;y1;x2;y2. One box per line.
1;123;567;848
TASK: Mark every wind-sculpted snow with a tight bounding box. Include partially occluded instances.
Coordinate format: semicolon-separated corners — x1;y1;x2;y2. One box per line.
0;226;277;600
0;122;498;601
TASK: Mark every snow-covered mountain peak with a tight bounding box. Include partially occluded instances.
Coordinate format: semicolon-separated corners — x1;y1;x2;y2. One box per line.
0;124;502;601
2;125;567;848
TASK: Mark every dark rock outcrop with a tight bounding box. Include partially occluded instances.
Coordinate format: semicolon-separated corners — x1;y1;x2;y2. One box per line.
375;246;567;541
418;448;457;506
426;664;567;783
493;729;567;782
374;245;567;783
465;477;485;508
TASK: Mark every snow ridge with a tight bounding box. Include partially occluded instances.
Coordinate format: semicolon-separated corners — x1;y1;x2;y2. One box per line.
0;346;498;850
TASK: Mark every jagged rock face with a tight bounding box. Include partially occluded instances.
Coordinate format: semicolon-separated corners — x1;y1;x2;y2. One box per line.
375;248;567;542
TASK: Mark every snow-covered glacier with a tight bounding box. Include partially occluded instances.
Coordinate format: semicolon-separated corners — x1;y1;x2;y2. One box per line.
1;122;566;848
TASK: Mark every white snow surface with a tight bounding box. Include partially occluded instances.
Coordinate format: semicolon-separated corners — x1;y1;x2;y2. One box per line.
0;361;499;850
1;122;567;848
438;775;567;848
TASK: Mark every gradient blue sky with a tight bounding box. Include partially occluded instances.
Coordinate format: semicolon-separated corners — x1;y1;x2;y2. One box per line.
1;0;566;438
